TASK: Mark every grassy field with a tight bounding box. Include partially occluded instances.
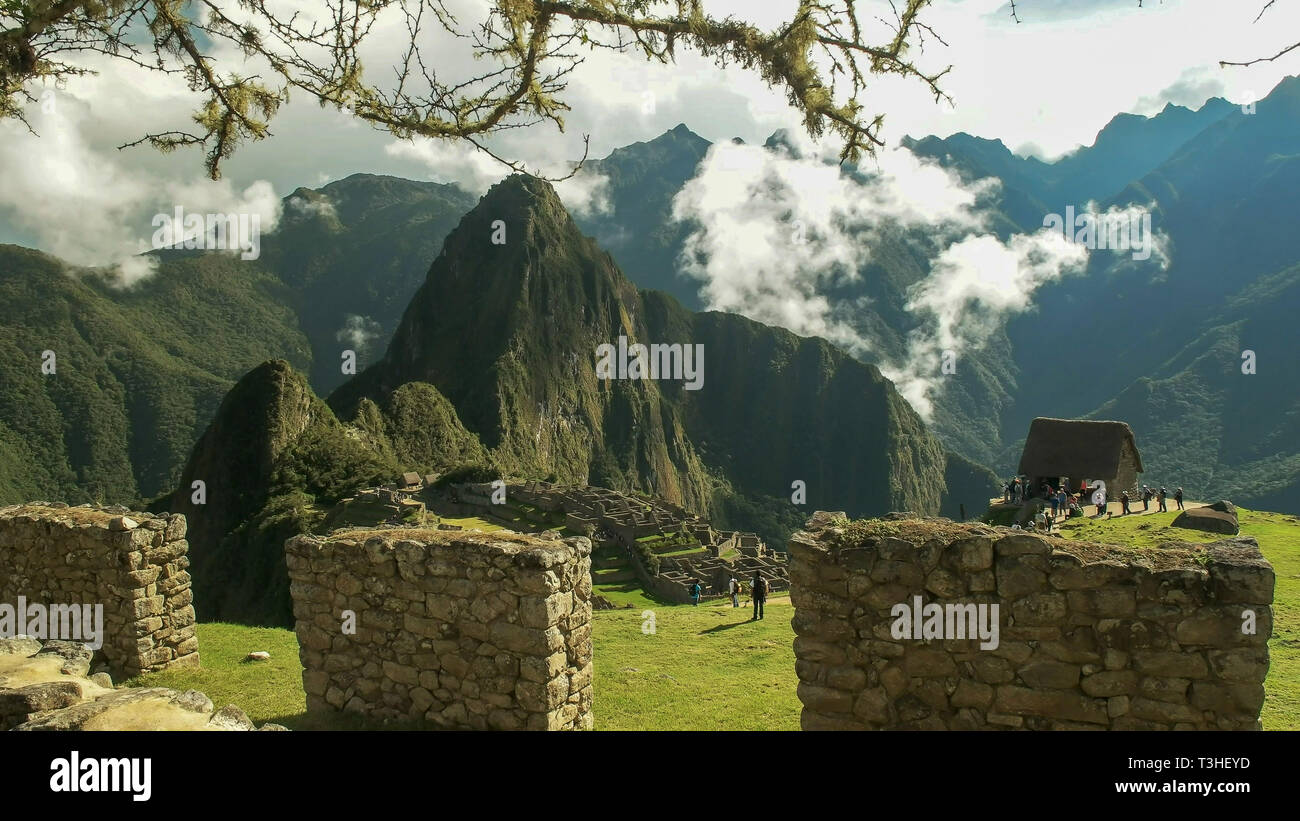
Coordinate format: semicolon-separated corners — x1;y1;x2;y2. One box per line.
129;507;1299;731
1058;507;1300;730
129;598;800;730
592;596;799;730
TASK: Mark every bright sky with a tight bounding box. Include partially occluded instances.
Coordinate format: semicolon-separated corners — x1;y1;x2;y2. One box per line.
0;0;1297;266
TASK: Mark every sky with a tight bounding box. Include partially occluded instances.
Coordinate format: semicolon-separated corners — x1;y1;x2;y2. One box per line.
0;0;1297;268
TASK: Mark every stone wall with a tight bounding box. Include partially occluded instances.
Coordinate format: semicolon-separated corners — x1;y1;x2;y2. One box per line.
0;504;198;679
285;528;593;730
789;512;1274;730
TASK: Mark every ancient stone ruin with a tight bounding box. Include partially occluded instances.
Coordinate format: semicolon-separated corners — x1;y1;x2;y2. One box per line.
451;480;790;603
0;504;198;680
285;527;593;730
789;512;1274;730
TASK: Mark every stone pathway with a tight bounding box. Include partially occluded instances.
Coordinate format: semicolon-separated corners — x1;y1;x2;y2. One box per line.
0;637;284;731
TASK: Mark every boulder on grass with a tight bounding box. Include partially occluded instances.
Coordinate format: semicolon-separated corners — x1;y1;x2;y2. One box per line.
1173;503;1239;535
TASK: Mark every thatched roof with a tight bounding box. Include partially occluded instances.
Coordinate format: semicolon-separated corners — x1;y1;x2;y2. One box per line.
1017;418;1143;478
400;472;421;487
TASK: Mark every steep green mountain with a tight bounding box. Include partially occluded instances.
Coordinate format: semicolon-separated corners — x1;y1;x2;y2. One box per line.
0;174;476;508
569;124;1023;473
1081;261;1300;510
165;174;980;624
262;175;476;393
0;243;309;505
573;123;712;310
998;77;1300;503
332;174;964;536
168;359;483;625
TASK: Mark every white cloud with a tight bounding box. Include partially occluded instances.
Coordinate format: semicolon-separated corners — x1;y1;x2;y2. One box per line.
0;63;281;283
384;138;508;195
554;168;611;217
888;230;1088;418
670;138;998;358
670;137;1168;421
336;314;383;356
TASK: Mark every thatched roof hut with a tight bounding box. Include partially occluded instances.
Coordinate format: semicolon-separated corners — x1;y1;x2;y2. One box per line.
1017;418;1143;495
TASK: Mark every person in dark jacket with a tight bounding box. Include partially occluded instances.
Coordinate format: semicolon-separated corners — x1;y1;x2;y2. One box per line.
1174;487;1185;510
751;573;768;621
1120;490;1130;516
689;580;701;606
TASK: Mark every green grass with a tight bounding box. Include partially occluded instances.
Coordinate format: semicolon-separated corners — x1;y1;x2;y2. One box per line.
126;507;1299;731
434;515;506;532
1058;507;1300;730
591;596;799;731
592;583;661;610
126;623;306;727
656;545;707;558
126;623;442;730
127;597;800;730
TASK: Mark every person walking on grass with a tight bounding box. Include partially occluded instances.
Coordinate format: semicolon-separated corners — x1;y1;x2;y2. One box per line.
1141;485;1152;512
1175;487;1184;510
1158;487;1168;513
1050;490;1061;521
689;579;701;606
1121;490;1131;516
751;573;768;621
729;576;740;608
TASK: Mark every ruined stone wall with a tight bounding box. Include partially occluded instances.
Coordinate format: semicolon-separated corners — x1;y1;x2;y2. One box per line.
0;504;198;679
789;513;1274;730
285;528;593;730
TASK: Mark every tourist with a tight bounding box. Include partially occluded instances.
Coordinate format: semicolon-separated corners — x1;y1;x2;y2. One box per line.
1056;488;1068;520
1175;487;1185;510
729;576;740;608
1120;490;1130;516
1157;487;1168;513
1003;481;1012;503
1050;490;1061;521
1035;509;1050;532
751;572;768;621
1141;485;1152;512
689;579;701;606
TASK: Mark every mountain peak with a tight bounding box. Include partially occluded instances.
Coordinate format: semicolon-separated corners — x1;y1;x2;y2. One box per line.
473;173;567;227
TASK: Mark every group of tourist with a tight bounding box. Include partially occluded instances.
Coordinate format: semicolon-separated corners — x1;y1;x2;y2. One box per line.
1118;485;1184;515
687;574;769;620
1006;476;1186;530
